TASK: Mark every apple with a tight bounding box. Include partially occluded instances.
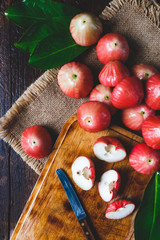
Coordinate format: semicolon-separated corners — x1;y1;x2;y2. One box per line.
57;62;93;99
122;104;155;131
21;125;53;159
142;116;160;149
89;84;117;115
111;76;144;109
145;74;160;110
93;136;126;162
99;60;130;87
98;169;121;202
132;63;159;81
70;13;103;46
105;199;135;220
129;143;160;174
77;101;111;132
96;32;129;64
71;156;95;190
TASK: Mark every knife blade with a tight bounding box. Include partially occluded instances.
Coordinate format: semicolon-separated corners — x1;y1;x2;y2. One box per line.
56;168;96;240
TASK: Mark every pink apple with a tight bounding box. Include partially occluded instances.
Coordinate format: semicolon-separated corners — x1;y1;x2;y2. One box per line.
142;116;160;149
21;125;53;159
70;13;103;46
96;32;129;64
122;104;155;131
111;76;144;109
129;143;160;174
132;63;159;81
99;60;130;87
145;74;160;110
89;84;117;115
93;136;126;162
98;169;121;202
57;62;93;99
105;199;135;219
71;156;95;190
77;101;111;132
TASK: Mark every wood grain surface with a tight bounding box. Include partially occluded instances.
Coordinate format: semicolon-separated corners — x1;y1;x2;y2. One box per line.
0;1;109;239
10;115;151;240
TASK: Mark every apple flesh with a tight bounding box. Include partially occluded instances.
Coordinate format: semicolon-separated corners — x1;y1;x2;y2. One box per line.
142;116;160;149
21;125;53;159
98;169;121;202
99;60;130;87
105;199;135;220
89;84;117;115
132;63;159;81
77;101;111;132
111;76;144;109
145;74;160;110
70;13;103;46
129;143;160;174
58;62;93;99
71;156;95;190
122;104;155;131
93;136;126;162
96;32;129;64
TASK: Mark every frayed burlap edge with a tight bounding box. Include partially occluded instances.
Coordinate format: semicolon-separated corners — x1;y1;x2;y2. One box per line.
0;68;58;174
1;0;160;175
100;0;160;28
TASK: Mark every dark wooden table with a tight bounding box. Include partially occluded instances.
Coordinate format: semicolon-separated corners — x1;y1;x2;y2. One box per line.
0;0;109;239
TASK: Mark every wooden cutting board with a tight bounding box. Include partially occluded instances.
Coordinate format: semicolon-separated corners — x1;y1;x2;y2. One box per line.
11;115;151;240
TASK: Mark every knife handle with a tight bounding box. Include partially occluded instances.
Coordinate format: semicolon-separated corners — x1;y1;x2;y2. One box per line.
79;218;96;240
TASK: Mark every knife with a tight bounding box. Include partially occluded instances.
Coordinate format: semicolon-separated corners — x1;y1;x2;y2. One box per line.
56;168;96;240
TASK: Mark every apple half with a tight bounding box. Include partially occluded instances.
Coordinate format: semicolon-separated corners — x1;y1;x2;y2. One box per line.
105;199;135;219
71;156;95;191
98;170;121;202
93;136;127;162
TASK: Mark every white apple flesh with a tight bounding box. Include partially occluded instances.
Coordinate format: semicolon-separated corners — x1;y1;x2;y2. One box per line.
71;156;95;191
98;170;121;202
93;137;126;162
105;199;135;219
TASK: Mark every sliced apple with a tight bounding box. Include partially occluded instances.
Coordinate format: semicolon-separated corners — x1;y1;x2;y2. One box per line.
71;156;95;191
98;170;121;202
93;136;126;162
105;199;135;219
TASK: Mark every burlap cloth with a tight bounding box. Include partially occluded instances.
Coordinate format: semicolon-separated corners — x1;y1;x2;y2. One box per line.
1;0;160;175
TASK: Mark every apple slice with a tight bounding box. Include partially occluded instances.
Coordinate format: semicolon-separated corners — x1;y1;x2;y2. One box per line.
105;199;135;220
93;136;126;162
129;143;160;174
98;170;121;202
71;156;95;191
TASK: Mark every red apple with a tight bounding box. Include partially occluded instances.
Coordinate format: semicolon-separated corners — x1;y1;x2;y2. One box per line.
142;116;160;149
129;143;160;174
58;62;93;98
145;74;160;110
111;76;144;109
21;125;53;159
99;60;130;87
89;84;117;115
93;136;126;162
71;156;95;190
98;170;121;202
132;63;159;81
122;104;155;131
70;13;103;46
77;101;111;132
105;200;135;219
96;32;129;64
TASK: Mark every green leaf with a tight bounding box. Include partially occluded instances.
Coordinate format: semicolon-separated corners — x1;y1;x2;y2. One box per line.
5;0;86;69
29;32;88;70
134;171;160;240
14;23;54;54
